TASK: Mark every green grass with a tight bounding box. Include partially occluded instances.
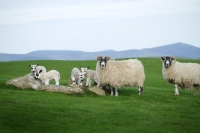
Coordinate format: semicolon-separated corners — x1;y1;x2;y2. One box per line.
0;58;200;133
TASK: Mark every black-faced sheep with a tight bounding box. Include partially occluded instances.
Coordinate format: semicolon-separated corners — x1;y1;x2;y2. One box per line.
161;56;200;95
29;64;46;73
96;56;145;96
34;69;60;85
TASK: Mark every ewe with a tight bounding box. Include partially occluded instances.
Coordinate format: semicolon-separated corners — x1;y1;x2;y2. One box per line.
96;56;145;96
161;56;200;95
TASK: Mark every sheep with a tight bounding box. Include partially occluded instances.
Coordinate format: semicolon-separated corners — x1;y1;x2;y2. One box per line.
71;67;85;85
28;64;46;73
80;67;100;87
161;56;200;95
96;56;145;96
34;69;60;85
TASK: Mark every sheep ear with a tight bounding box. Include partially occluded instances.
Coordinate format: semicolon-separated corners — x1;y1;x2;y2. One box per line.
171;57;175;60
96;56;102;60
28;64;31;66
39;69;42;73
161;56;166;61
87;67;89;69
36;64;39;66
105;56;111;60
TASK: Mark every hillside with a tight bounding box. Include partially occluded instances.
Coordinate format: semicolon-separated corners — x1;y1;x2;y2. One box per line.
0;42;200;61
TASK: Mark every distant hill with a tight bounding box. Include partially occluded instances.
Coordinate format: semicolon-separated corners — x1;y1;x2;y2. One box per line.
0;42;200;61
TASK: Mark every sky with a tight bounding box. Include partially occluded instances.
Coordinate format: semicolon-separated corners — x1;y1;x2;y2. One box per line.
0;0;200;54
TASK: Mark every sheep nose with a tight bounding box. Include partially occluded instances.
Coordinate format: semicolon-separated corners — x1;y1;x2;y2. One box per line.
165;61;170;68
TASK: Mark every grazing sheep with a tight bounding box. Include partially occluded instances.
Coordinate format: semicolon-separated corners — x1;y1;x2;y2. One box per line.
80;67;100;87
34;69;60;85
71;67;85;85
161;56;200;95
96;56;145;96
29;64;46;73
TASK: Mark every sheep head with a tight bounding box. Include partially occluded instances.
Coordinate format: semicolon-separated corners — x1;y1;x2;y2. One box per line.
161;56;176;68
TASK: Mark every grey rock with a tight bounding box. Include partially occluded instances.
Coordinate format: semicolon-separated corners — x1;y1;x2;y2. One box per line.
6;73;84;94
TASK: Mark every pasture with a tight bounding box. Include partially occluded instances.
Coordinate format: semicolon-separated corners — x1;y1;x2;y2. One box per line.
0;58;200;133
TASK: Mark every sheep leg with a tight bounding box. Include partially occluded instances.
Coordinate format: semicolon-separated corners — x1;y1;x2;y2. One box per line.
86;78;90;87
45;80;49;85
110;87;114;96
97;83;100;87
174;84;179;95
194;84;199;95
55;80;59;85
89;79;92;87
78;79;83;86
71;77;76;84
138;86;144;95
114;88;118;96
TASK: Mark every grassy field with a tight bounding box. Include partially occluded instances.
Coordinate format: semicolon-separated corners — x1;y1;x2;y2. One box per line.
0;58;200;133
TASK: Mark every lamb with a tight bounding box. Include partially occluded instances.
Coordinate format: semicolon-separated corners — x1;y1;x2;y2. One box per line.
161;56;200;95
96;56;145;96
29;64;46;73
34;69;60;85
80;67;100;87
71;67;85;85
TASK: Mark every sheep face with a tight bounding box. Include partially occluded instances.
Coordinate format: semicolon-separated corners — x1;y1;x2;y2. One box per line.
29;64;38;73
97;56;110;68
161;56;175;68
78;72;85;85
34;69;42;79
80;66;89;73
78;72;85;81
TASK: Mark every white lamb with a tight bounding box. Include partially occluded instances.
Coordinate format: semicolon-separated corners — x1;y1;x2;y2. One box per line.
161;56;200;95
29;64;46;73
71;67;85;85
80;67;100;87
96;56;145;96
34;69;60;85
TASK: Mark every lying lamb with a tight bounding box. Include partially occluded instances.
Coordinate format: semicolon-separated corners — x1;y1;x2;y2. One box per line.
71;67;85;85
34;69;60;85
161;56;200;95
80;67;100;87
96;56;145;96
29;64;46;73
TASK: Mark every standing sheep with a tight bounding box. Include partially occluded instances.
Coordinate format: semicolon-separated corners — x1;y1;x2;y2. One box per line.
96;56;145;96
161;56;200;95
34;69;60;85
29;64;46;73
80;67;100;87
71;67;85;85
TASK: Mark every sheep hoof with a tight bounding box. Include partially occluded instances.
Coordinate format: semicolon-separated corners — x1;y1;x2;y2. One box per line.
138;91;143;95
175;93;179;95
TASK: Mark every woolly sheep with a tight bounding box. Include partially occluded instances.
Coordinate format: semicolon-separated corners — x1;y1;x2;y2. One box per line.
71;67;85;85
80;67;100;87
161;56;200;95
29;64;46;73
34;69;60;85
96;56;145;96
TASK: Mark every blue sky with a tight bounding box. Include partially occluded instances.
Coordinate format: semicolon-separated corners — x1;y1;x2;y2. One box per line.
0;0;200;54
